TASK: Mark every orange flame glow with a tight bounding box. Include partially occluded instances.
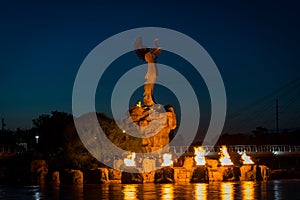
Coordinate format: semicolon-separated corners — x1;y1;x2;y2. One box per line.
161;153;173;167
241;152;254;165
124;152;136;167
219;146;233;166
194;147;206;165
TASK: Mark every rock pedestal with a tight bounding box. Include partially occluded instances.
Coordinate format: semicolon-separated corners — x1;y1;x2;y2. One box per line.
51;171;60;187
155;167;174;183
66;169;83;184
84;168;109;184
240;165;269;181
142;172;156;183
121;167;143;184
124;105;176;153
174;167;192;183
206;159;240;182
108;169;122;183
30;160;48;184
191;166;209;183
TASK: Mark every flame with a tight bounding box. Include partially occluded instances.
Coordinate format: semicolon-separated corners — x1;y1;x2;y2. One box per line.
194;147;206;165
219;146;233;166
161;153;173;167
124;152;136;167
241;152;254;165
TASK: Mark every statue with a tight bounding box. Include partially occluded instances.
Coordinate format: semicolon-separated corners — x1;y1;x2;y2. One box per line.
134;37;162;107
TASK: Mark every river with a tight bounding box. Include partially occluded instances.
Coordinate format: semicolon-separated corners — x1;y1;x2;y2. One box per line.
1;180;300;199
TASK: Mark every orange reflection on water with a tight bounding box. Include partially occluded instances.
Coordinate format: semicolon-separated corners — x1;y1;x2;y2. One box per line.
162;184;174;200
221;182;234;200
242;181;255;200
194;183;207;200
260;181;267;199
123;185;137;200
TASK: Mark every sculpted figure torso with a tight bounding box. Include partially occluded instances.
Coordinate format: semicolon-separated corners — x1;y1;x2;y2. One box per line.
134;38;161;106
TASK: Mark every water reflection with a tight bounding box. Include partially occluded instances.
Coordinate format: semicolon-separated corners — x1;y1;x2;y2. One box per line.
221;182;234;200
194;183;207;200
260;181;267;199
273;180;282;200
242;182;255;200
161;184;174;199
1;180;300;199
123;185;137;200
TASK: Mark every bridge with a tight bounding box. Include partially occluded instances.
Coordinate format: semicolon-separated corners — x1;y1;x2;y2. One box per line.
1;144;300;158
169;145;300;157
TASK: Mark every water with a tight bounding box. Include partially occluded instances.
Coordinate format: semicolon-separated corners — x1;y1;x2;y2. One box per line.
1;180;300;200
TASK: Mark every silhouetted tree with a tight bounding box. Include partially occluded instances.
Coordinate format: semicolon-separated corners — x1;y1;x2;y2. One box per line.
32;111;73;155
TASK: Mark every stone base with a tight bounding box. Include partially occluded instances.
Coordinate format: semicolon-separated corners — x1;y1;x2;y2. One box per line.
174;167;193;183
207;166;240;182
109;169;122;181
191;166;208;183
155;167;174;183
84;168;109;184
142;171;156;183
121;171;143;184
125;105;176;153
240;165;269;181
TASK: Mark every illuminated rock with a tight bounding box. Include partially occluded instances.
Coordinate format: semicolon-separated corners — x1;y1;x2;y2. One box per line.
108;169;122;183
191;166;208;183
142;171;156;183
66;169;83;184
240;165;270;181
98;168;109;183
51;171;60;186
206;159;240;182
30;160;48;184
125;104;176;153
183;157;195;170
222;166;240;181
174;167;193;183
260;165;270;181
121;168;143;184
155;167;174;183
240;165;256;181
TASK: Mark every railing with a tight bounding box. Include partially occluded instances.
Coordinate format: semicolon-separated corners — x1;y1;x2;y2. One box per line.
0;144;27;154
169;145;300;155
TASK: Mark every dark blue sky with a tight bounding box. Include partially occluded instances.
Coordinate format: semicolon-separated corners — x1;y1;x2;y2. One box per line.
0;0;299;133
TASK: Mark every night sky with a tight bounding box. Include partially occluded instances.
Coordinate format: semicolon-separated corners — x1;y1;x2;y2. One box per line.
0;1;299;134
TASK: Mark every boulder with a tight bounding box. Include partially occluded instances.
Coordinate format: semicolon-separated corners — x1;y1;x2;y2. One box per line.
51;171;60;187
174;167;193;183
191;166;208;183
30;160;48;184
66;169;83;184
124;105;176;153
109;169;122;183
240;165;270;181
142;171;156;183
121;167;143;184
183;157;195;170
155;167;174;183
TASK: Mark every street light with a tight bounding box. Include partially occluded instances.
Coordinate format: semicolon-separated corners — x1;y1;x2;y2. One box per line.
35;135;39;144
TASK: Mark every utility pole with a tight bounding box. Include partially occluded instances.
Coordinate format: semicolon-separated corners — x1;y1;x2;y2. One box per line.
276;99;279;133
1;118;5;132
